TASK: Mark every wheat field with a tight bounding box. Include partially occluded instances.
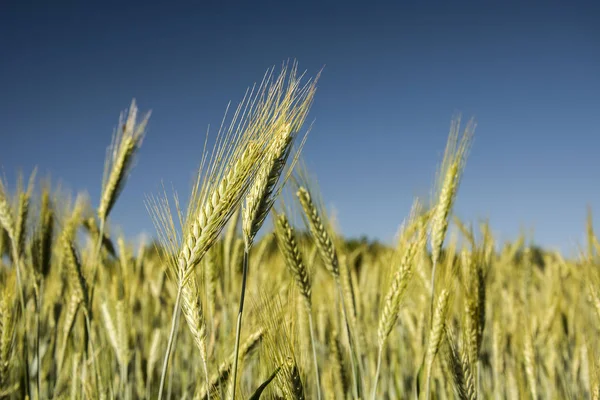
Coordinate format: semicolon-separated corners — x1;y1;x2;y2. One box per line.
0;64;599;400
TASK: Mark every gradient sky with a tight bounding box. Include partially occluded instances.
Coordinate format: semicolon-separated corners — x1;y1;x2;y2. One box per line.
1;1;599;254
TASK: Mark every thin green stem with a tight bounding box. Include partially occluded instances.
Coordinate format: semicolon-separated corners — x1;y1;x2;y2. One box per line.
476;360;480;400
425;260;438;400
11;244;31;399
202;356;210;400
429;260;437;325
425;365;431;400
36;282;43;400
371;345;383;400
84;313;100;397
157;286;182;400
337;281;360;399
88;219;105;309
166;308;181;400
120;358;128;399
10;245;26;315
230;248;249;400
307;311;322;400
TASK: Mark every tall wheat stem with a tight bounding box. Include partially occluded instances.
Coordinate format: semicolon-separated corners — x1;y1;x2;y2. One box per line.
371;345;384;400
307;311;322;400
84;313;100;397
157;286;182;399
88;220;105;308
167;312;181;400
337;282;360;399
230;248;249;400
10;243;31;399
36;282;43;400
429;260;437;323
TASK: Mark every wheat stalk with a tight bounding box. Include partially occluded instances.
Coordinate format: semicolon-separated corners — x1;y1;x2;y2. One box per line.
231;63;318;400
424;289;450;400
297;183;367;398
148;63;317;400
429;117;474;323
274;211;322;399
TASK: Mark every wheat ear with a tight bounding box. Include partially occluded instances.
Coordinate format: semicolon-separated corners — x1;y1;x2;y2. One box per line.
296;184;365;398
150;65;310;400
372;241;417;400
429;117;474;321
0;273;17;388
98;100;150;224
442;327;470;400
196;329;264;399
274;211;322;399
232;64;318;400
0;179;27;318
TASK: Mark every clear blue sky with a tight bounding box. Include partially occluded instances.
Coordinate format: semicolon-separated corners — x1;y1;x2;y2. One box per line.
1;1;599;254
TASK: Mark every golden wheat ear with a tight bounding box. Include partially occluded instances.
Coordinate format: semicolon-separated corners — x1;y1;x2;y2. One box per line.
442;326;472;400
430;115;474;273
274;210;312;309
0;179;16;250
13;169;36;259
242;62;320;248
0;271;17;388
294;166;366;397
60;195;89;312
149;63;320;400
37;184;54;276
296;185;340;279
273;202;323;399
253;292;305;400
98;99;150;225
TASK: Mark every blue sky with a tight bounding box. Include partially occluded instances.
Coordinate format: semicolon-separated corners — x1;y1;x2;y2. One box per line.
1;1;599;254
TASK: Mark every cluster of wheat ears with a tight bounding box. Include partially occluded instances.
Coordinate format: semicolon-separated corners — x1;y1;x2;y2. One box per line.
0;63;599;400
